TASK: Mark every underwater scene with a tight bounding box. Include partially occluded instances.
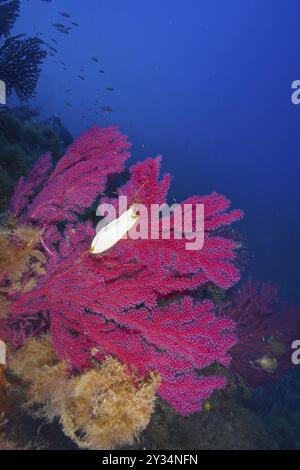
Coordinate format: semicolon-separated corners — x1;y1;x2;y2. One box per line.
0;0;300;453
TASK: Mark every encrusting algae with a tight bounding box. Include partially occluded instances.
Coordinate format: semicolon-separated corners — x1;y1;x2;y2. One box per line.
0;295;10;320
0;217;46;293
0;214;161;450
8;336;161;449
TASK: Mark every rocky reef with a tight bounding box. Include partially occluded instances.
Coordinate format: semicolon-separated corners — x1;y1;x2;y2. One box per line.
0;107;71;211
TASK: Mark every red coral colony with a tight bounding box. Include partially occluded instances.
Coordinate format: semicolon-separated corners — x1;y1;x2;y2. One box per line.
3;123;300;428
218;279;300;387
4;124;300;421
1;126;247;416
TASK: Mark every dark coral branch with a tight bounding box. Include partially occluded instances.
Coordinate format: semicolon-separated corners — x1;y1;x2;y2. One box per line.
0;36;47;101
0;0;20;37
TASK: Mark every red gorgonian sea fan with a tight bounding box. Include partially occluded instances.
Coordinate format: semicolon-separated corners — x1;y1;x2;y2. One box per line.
218;279;300;387
3;125;244;415
9;152;53;219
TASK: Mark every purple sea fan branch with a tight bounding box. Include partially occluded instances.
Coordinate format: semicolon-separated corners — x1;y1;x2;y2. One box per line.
20;126;131;226
6;125;244;416
9;153;53;219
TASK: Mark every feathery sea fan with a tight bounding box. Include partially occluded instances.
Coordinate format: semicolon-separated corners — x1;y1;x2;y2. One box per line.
0;0;46;101
218;279;300;386
0;36;47;101
21;126;131;226
9;153;53;219
5;125;244;415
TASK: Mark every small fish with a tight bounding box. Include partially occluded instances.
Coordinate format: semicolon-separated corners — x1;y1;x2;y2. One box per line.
64;102;72;107
52;23;65;28
71;21;79;27
90;206;139;254
78;75;85;80
99;69;105;74
12;33;26;39
57;28;70;35
51;38;57;44
101;105;113;114
262;336;274;344
91;57;99;63
203;401;212;412
106;87;114;91
262;336;286;356
59;11;71;18
250;355;278;373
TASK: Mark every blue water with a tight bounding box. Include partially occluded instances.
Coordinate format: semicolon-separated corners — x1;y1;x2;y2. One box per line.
10;0;300;303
